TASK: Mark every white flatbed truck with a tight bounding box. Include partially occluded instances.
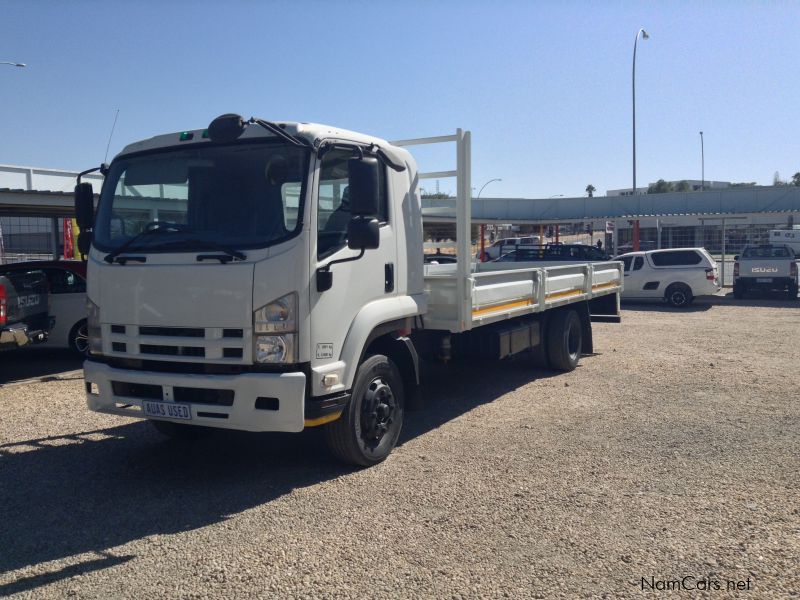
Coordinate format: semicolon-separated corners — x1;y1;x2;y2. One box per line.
75;115;622;466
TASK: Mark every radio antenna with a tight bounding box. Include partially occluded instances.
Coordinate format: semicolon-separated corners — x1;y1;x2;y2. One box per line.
103;109;120;164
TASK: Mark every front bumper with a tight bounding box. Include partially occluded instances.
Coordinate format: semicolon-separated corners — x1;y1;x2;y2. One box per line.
83;360;307;432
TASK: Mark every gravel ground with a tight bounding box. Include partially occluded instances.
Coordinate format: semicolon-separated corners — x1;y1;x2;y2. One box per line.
0;295;798;599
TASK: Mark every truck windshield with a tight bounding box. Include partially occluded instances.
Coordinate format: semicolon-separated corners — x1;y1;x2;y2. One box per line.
93;141;310;252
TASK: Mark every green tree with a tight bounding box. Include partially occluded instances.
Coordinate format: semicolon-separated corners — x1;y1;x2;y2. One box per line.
674;180;690;192
792;172;800;186
585;184;596;198
647;179;674;194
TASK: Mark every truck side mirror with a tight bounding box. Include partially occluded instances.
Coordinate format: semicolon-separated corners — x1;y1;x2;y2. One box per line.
347;156;380;216
74;183;95;230
347;217;380;250
733;255;739;261
78;231;92;256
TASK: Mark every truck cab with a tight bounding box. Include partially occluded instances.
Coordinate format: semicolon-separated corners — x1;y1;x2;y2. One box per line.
80;117;424;459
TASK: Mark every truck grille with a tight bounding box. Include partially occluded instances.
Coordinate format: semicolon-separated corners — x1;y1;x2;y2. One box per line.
106;324;249;364
111;381;234;406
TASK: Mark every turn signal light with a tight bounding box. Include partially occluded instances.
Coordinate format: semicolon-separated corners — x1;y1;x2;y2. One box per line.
0;284;6;326
791;262;798;278
733;262;740;277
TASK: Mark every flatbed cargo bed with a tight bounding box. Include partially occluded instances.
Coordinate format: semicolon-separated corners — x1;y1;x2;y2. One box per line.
422;260;623;332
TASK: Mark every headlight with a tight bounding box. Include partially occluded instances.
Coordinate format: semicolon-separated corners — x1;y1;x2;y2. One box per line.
87;298;102;355
253;294;298;363
254;293;297;333
255;334;296;363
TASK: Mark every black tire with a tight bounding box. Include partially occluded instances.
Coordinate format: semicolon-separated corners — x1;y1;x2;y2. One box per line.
324;354;404;467
665;283;693;308
733;283;745;300
150;420;212;440
68;320;89;356
546;309;582;372
788;284;798;300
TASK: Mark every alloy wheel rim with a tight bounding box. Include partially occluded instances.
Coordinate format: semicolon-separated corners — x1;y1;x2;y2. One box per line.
74;325;89;353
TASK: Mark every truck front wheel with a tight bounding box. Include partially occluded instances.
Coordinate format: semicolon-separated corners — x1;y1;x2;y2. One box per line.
324;354;405;467
546;309;582;372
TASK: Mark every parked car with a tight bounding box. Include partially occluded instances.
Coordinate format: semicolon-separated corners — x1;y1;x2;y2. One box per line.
615;240;657;254
614;248;720;307
483;236;541;260
493;243;610;263
0;260;87;353
0;268;52;351
733;245;798;300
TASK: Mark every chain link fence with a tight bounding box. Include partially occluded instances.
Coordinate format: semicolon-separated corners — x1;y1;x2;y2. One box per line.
0;216;63;264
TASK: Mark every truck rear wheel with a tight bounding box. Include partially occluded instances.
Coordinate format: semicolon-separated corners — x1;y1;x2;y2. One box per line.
733;282;745;299
788;283;798;300
546;309;582;372
324;354;404;467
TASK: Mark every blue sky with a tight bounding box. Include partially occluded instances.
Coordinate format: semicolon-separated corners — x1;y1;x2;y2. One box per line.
1;1;797;198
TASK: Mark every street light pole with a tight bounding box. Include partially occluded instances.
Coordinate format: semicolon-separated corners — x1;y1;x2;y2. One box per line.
632;28;649;252
476;178;501;261
0;61;26;265
699;131;704;191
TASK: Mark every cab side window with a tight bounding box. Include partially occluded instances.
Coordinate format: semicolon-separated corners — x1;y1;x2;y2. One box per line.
317;149;388;259
633;256;644;271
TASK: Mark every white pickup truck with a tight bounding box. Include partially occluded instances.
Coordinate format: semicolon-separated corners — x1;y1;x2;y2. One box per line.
73;116;622;466
733;245;799;300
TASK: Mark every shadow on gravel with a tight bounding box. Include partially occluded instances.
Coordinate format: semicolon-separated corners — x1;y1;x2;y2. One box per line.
622;291;798;313
0;348;83;385
0;355;563;594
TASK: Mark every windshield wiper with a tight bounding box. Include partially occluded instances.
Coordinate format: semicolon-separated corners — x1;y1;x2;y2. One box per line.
150;237;247;262
249;117;309;148
103;222;191;264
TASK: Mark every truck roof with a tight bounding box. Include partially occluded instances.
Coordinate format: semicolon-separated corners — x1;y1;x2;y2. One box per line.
117;120;412;168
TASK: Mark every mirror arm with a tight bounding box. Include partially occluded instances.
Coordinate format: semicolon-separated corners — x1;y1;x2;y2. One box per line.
77;164;108;184
318;248;365;273
315;248;366;292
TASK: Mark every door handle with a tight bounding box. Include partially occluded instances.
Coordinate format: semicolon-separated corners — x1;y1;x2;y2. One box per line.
385;263;395;293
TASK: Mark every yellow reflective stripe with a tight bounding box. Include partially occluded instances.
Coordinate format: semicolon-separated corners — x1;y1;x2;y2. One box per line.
304;411;342;427
545;289;583;301
591;281;619;292
472;299;533;317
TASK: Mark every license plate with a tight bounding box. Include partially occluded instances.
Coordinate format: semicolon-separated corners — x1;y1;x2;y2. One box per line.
756;278;773;283
143;401;192;420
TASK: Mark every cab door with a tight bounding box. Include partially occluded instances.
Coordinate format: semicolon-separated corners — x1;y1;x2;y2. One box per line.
309;148;396;383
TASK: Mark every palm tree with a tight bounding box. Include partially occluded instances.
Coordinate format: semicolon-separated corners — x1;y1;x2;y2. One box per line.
585;184;596;198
